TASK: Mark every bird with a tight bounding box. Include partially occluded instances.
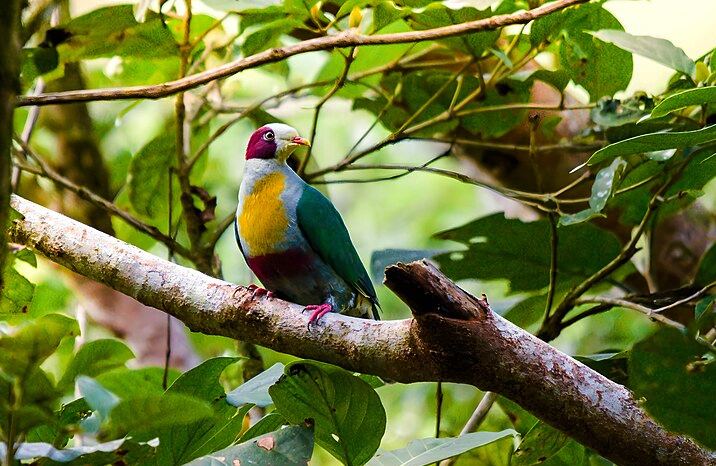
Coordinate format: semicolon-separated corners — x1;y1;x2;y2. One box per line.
235;123;380;323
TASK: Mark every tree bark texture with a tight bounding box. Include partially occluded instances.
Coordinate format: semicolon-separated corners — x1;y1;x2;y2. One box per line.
0;0;22;287
8;194;715;466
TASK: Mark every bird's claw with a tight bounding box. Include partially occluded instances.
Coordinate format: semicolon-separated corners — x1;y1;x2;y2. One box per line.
304;303;333;329
247;284;274;299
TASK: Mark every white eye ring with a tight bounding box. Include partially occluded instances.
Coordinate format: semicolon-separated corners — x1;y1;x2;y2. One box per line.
263;131;275;141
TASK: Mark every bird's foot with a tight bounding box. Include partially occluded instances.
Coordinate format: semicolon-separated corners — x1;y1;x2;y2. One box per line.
247;284;274;299
305;303;333;327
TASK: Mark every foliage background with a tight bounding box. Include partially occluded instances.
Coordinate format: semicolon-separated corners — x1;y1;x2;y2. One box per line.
4;0;716;464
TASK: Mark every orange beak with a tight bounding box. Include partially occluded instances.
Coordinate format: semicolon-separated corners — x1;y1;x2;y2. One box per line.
292;136;311;147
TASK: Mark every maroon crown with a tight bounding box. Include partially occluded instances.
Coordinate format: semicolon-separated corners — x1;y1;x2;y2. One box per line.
245;126;277;160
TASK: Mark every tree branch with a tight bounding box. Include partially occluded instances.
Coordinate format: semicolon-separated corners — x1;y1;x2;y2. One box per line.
8;194;715;466
15;0;588;107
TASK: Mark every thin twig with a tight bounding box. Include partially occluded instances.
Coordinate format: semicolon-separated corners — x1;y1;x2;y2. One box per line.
16;0;589;107
12;139;192;259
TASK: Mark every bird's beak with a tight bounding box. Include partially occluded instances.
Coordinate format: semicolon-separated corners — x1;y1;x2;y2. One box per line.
292;136;311;147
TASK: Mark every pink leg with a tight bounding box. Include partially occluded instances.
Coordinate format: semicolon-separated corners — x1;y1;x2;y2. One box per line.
305;303;333;325
247;284;274;299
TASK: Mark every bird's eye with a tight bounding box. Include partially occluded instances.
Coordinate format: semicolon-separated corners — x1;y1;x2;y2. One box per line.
263;131;275;141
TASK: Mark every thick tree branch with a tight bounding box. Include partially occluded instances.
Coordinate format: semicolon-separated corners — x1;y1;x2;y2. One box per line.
7;194;715;466
15;0;587;107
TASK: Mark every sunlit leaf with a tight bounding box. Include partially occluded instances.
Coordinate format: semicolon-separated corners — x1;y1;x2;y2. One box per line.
269;360;386;466
591;30;695;78
367;430;516;466
53;5;178;61
630;328;716;449
586;124;716;165
553;4;632;99
58;340;135;393
651;87;716;118
0;314;78;376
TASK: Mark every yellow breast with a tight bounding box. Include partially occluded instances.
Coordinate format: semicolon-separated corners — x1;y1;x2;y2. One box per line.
238;172;290;256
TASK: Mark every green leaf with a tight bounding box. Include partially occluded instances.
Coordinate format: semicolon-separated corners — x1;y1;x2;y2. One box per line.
591;30;695;78
156;357;250;465
556;5;632;100
630;327;716;449
461;78;532;138
513;421;584;466
1;249;36;316
409;5;499;56
590;95;655;128
184;424;314;466
695;242;716;286
58;340;135;393
238;412;287;443
586;124;716;165
21;47;59;85
367;430;516;466
96;367;176;399
651;86;716;118
227;362;285;408
53;5;178;61
560;157;626;225
434;214;622;293
241;18;305;56
0;314;78;376
127;129;177;218
369;249;443;284
106;393;214;441
269;360;386;466
77;376;119;421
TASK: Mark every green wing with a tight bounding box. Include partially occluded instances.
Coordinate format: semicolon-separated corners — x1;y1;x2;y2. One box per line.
296;184;379;306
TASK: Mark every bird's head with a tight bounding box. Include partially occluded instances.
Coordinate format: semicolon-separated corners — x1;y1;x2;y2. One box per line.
245;123;311;162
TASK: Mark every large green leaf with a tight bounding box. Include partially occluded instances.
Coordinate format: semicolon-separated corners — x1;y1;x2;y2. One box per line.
127;129;177;219
105;392;214;441
651;86;716;118
238;412;287;443
433;214;622;293
367;430;516;466
586;124;716;165
269;360;386;466
58;340;135;393
408;4;499;57
96;367;177;400
227;362;285;408
512;422;585;466
554;4;632;100
53;5;178;61
0;314;78;377
184;424;314;466
460;78;532;138
630;328;716;449
1;248;36;316
591;30;695;78
560;157;626;225
155;357;249;465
